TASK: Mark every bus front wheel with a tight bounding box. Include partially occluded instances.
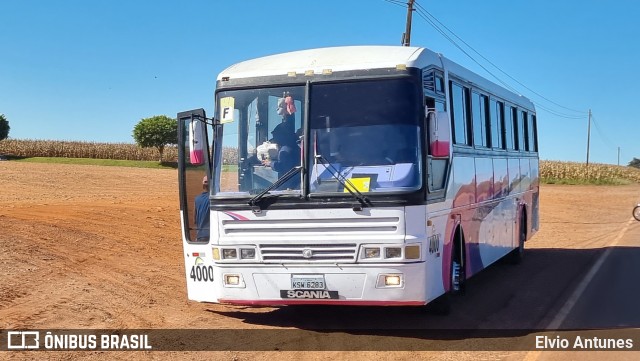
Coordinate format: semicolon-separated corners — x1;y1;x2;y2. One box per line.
429;229;466;315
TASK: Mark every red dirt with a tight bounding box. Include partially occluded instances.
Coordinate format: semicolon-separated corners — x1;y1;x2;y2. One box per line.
1;161;639;360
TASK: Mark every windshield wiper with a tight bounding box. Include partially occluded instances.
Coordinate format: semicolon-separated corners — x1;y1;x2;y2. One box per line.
248;165;302;212
314;154;371;211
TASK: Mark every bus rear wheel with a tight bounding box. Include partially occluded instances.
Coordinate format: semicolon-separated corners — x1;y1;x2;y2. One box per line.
508;212;526;264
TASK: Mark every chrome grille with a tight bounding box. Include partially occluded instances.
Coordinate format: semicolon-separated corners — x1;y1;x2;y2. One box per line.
259;243;357;263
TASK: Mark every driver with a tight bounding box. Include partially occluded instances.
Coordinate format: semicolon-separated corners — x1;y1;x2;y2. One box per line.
261;121;300;189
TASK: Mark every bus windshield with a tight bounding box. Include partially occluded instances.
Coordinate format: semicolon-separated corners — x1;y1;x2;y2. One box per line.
309;78;423;194
214;77;423;199
215;85;305;197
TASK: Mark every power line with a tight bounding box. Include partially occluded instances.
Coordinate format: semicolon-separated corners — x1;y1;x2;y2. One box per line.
590;115;616;149
413;2;588;116
386;0;588;119
534;104;588;120
383;0;406;8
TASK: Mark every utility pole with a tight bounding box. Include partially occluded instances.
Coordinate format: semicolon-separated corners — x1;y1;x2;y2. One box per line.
402;0;415;46
586;109;592;170
618;147;620;166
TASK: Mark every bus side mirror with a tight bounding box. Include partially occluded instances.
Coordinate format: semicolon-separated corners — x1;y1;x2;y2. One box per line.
189;117;206;166
428;110;451;158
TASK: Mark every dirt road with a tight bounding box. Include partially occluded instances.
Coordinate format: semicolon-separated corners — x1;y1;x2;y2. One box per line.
1;162;639;360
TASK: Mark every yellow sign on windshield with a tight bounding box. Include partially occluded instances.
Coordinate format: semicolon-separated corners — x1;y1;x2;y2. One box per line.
219;97;235;123
344;177;371;193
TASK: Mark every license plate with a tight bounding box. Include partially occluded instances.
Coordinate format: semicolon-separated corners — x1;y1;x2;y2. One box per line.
291;275;325;290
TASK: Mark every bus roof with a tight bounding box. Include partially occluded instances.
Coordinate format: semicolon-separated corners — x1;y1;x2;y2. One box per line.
217;45;534;110
218;46;424;79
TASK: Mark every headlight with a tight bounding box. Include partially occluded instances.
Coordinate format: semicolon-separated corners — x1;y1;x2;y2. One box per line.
384;275;402;286
212;246;257;262
358;244;421;262
240;248;255;259
384;247;402;259
376;274;404;288
223;273;245;287
364;247;381;258
224;274;240;285
222;249;237;259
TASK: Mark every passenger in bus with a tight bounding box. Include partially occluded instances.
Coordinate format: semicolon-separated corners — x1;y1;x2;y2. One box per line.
261;122;301;188
194;176;210;241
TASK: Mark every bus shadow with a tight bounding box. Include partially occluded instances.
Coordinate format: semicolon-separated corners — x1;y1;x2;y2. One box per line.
208;246;640;336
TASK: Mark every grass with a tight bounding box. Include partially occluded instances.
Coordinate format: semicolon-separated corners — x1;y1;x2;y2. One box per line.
541;177;631;186
222;164;238;172
5;157;238;171
10;157;177;169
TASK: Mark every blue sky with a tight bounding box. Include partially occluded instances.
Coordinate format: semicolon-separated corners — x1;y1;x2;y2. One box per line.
1;0;638;164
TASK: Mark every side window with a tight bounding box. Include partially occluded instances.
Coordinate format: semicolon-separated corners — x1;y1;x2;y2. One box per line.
511;107;519;150
435;75;445;95
517;110;526;151
472;92;490;148
450;82;471;146
529;114;538;152
491;99;504;150
423;69;445;97
504;106;514;150
521;110;529;151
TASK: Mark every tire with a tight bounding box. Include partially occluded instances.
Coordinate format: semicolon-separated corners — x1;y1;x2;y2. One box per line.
633;205;640;221
428;230;465;315
450;252;466;295
508;213;526;264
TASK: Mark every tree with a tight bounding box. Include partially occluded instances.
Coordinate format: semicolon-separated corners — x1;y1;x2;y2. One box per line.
132;115;177;162
0;114;9;141
629;157;640;169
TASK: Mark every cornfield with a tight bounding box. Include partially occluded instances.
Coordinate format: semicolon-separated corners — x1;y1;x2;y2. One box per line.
1;139;639;184
540;160;640;184
0;139;239;164
0;139;178;162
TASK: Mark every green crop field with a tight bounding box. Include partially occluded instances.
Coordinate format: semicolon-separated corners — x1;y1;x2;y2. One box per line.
2;139;640;184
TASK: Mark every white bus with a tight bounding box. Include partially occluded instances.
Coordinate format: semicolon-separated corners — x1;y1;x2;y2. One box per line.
177;45;539;311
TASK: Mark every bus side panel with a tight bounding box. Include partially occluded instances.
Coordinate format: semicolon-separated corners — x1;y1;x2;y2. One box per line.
405;205;442;302
493;158;514;250
508;158;521;196
520;157;531;195
451;156;476;208
448;156;484;278
446;155;527;280
181;211;219;303
529;158;540;235
424;208;450;300
475;157;512;268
